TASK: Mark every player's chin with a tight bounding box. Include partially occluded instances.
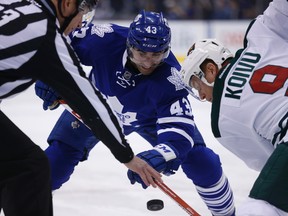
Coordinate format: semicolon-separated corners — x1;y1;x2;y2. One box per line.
207;97;213;102
201;96;212;102
139;67;155;75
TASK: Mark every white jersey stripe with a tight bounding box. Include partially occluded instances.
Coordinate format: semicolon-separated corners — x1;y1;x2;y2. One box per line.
55;35;124;145
157;116;195;126
0;79;32;98
158;128;194;147
0;20;47;50
0;51;35;70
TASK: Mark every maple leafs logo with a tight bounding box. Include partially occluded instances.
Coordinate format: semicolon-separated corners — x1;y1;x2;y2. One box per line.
91;24;114;37
107;96;137;126
167;67;186;91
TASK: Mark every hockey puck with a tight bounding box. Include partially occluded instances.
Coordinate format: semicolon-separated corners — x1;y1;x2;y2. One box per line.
147;199;164;211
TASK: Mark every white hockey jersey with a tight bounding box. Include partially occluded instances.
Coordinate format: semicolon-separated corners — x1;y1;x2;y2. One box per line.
211;0;288;171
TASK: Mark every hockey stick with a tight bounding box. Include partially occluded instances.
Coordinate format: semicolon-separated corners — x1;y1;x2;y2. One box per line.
57;100;85;125
57;100;200;215
154;180;201;216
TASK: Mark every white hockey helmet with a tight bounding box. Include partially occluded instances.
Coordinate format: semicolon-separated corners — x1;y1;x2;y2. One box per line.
180;39;233;87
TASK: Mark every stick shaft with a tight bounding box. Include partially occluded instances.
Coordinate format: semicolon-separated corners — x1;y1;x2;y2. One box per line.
58;100;200;215
155;180;200;216
58;100;90;128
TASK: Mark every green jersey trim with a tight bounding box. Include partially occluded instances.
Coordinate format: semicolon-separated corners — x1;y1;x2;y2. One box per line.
211;19;256;138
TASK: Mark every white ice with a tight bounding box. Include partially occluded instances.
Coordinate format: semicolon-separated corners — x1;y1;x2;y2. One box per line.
1;86;259;216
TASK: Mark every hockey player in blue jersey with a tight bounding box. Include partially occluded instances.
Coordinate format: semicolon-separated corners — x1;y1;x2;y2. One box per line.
36;10;235;215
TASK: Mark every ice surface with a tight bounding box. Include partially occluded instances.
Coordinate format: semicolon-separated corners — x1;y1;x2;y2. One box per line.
0;86;258;215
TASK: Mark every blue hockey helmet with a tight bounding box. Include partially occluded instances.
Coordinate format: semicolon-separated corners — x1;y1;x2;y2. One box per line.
127;10;171;55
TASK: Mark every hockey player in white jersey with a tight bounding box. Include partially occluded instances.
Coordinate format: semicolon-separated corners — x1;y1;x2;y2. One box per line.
35;10;236;215
180;0;288;215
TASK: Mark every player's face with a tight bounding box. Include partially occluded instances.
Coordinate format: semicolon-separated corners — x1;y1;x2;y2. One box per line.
130;48;165;75
63;12;83;35
60;0;95;35
190;76;214;102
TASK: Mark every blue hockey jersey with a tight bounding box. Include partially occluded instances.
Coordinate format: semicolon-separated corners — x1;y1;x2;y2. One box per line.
69;23;204;160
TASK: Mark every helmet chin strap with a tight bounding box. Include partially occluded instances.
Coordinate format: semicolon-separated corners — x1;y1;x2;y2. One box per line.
57;0;78;33
202;77;214;87
57;0;66;18
60;11;78;33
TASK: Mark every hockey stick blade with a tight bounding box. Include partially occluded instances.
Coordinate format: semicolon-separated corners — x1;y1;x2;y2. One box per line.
155;180;201;216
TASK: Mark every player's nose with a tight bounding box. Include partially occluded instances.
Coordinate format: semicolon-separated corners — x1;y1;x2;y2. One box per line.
199;91;207;101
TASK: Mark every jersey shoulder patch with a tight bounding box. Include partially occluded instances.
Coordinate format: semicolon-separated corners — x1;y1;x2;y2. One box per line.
91;24;114;38
167;67;187;91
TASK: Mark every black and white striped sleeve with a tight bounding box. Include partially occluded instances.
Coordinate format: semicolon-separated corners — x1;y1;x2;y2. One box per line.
0;0;134;163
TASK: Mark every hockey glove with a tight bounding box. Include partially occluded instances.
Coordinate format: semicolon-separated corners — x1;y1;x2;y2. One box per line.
35;80;60;110
127;144;181;189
